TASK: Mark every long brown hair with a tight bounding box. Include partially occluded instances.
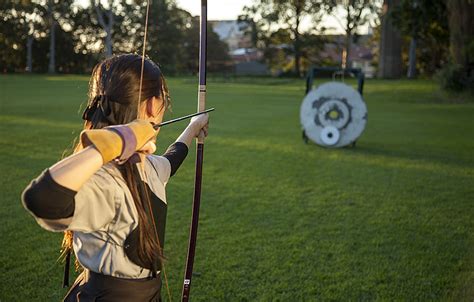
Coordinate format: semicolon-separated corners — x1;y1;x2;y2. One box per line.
62;54;171;269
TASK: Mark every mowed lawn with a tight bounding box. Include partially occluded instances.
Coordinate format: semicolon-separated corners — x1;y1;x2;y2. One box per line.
1;74;473;301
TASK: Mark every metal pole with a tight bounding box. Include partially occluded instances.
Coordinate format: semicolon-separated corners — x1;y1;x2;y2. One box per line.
181;0;207;301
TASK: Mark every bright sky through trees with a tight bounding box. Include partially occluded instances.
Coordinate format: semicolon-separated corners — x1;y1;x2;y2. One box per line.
75;0;254;20
177;0;372;34
74;0;378;34
75;0;359;34
176;0;253;20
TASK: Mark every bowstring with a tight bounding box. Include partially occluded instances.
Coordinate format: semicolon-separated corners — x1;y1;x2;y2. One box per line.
138;2;172;301
137;0;150;110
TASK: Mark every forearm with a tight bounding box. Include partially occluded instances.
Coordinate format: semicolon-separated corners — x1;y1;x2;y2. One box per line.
175;112;209;148
49;146;104;191
22;146;104;220
176;125;198;148
23;120;156;223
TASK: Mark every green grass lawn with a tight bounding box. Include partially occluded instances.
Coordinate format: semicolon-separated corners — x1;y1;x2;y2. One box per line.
1;75;473;301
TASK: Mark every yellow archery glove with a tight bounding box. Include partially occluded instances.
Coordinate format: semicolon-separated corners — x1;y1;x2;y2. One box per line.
80;120;156;164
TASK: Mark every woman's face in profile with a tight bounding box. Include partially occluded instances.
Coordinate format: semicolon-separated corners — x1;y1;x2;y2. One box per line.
140;96;165;142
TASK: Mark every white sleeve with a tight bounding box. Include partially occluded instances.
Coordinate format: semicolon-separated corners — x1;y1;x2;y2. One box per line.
67;171;119;232
36;170;119;233
147;155;171;186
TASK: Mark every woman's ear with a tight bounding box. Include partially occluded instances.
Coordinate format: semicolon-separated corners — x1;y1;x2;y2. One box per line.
145;97;157;118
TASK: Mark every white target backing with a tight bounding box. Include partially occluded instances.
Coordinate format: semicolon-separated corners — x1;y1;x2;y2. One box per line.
300;82;367;148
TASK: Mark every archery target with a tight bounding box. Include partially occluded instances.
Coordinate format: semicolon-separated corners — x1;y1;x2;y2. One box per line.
300;82;367;148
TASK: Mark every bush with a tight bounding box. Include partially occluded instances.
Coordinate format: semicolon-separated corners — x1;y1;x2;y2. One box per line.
436;63;474;94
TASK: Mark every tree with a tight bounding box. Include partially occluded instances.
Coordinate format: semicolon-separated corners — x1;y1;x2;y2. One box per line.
435;0;474;93
24;3;43;72
238;8;260;49
0;0;234;74
141;0;187;74
92;0;114;57
391;0;448;78
378;0;402;78
42;0;75;73
240;0;331;77
447;0;474;72
329;0;379;69
0;1;106;73
182;15;231;74
46;0;56;73
0;1;46;72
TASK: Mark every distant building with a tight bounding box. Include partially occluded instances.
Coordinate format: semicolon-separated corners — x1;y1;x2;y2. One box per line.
234;61;269;76
319;35;376;78
211;20;267;75
210;20;252;51
210;21;376;77
229;48;262;63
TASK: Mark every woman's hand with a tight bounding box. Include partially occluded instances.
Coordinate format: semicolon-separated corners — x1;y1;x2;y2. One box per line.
175;113;210;148
188;113;209;138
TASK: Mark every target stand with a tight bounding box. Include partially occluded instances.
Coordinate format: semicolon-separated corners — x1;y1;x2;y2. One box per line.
301;67;367;148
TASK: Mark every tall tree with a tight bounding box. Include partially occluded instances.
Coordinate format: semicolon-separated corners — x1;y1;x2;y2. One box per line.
329;0;379;69
92;0;114;57
88;1;145;58
391;0;448;78
182;15;230;73
46;0;56;73
0;1;46;72
24;3;43;72
378;0;402;78
145;0;189;74
447;0;474;73
240;0;331;77
43;0;75;73
238;6;262;49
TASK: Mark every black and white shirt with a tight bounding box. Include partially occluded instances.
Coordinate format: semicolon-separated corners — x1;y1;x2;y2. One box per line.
22;142;188;279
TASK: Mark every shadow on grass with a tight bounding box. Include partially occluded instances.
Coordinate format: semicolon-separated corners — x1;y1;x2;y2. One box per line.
344;143;474;169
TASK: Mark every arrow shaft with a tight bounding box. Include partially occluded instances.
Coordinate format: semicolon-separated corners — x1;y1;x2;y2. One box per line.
153;108;214;129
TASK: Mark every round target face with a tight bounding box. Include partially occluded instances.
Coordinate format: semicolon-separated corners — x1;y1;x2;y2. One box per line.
300;82;367;148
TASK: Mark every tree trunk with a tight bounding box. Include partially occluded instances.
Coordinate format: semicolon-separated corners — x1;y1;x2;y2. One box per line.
294;16;301;77
105;5;113;57
378;0;402;78
343;2;352;70
48;1;56;74
26;35;33;73
407;36;417;78
343;33;352;69
251;21;258;48
294;35;301;77
447;0;474;69
94;0;114;57
48;21;55;73
105;28;113;57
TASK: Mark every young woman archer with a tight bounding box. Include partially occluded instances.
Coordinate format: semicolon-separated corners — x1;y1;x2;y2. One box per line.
21;54;209;301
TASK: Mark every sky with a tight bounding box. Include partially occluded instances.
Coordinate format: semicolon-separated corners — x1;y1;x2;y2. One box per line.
176;0;348;33
76;0;254;20
75;0;369;34
175;0;253;21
